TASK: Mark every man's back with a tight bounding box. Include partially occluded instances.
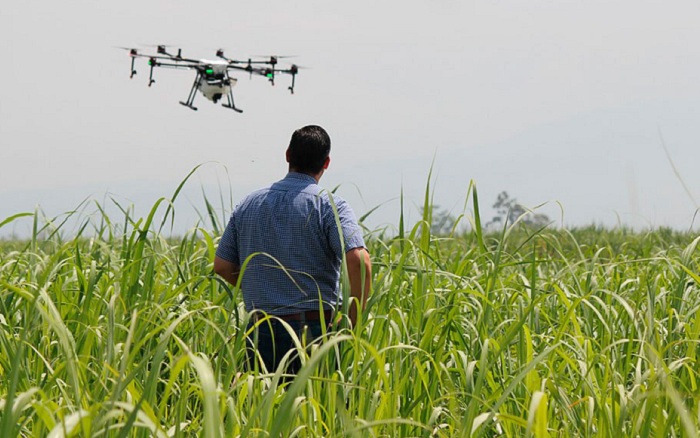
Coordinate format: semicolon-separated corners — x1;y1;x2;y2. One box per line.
216;172;365;314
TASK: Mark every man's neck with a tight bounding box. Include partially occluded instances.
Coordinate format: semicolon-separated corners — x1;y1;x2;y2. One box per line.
289;168;323;183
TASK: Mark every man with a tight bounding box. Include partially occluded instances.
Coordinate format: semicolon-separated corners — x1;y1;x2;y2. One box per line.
214;125;372;374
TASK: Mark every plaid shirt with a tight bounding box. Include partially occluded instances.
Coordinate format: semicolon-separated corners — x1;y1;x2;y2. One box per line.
216;172;366;314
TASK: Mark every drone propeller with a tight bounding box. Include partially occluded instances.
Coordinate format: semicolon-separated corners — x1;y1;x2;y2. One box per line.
249;55;296;67
253;54;296;59
139;43;180;49
216;49;248;66
156;45;185;59
283;64;306;73
137;44;185;58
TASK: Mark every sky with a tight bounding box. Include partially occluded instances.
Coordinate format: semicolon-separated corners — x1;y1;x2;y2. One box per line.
1;0;699;237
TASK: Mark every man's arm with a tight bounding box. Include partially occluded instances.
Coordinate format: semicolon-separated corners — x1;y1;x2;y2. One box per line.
214;256;240;286
345;247;372;326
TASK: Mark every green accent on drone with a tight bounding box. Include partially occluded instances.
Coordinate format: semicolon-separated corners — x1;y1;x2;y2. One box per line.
206;69;214;75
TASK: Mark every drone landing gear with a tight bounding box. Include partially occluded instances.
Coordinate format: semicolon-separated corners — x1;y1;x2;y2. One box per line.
179;101;198;111
179;72;201;111
222;104;243;113
222;87;243;113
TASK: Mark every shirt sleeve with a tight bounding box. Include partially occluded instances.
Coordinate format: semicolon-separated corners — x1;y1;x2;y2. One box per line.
216;212;240;263
325;195;366;259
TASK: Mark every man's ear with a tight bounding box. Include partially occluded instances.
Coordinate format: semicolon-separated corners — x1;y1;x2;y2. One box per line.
286;149;291;163
323;156;331;169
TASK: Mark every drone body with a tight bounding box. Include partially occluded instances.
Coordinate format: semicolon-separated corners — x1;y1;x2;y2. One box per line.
125;45;299;113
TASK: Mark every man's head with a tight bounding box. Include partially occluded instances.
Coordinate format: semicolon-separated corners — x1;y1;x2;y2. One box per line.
286;125;331;175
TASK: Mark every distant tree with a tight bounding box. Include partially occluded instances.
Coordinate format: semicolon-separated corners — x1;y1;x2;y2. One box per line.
487;191;550;229
421;205;459;236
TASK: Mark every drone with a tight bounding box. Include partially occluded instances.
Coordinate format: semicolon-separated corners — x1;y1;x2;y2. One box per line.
124;45;299;113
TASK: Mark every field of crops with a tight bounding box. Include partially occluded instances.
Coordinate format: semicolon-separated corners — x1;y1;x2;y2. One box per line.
1;185;699;437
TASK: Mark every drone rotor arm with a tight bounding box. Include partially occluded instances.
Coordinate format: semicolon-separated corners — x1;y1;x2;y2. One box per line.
150;61;199;70
130;53;202;66
146;59;197;86
225;64;253;73
130;53;177;61
228;65;269;77
175;57;201;64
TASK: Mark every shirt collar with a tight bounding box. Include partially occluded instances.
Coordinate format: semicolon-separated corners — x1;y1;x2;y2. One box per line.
284;172;317;184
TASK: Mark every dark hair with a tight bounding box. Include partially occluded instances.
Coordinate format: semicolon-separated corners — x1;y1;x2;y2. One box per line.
287;125;331;174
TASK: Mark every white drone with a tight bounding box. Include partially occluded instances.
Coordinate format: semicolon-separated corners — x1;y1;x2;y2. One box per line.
124;45;300;113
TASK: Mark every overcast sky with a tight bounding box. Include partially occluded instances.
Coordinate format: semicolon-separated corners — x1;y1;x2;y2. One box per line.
1;1;699;237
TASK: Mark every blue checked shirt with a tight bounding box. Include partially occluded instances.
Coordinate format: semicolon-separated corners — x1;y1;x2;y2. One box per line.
216;172;366;315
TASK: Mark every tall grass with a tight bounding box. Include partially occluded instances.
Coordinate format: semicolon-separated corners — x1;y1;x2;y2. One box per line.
1;174;699;437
